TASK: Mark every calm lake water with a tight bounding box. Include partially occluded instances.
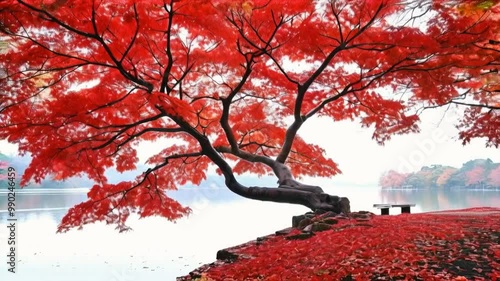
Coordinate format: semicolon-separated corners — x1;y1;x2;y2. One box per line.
0;185;499;281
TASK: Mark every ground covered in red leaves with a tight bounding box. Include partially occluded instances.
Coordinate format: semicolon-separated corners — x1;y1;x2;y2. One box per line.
181;207;500;281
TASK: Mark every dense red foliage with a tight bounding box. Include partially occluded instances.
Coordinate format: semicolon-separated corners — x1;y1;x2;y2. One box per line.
436;168;457;187
465;166;486;185
194;208;500;280
489;167;500;186
379;170;407;188
0;0;499;230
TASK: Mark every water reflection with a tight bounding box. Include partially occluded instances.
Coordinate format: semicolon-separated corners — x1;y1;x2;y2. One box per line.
0;186;498;281
379;188;500;212
1;186;498;224
0;190;87;223
0;191;308;281
0;189;87;210
1;186;498;225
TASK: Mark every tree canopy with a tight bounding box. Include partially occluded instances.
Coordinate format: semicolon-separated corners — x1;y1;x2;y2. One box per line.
0;0;499;231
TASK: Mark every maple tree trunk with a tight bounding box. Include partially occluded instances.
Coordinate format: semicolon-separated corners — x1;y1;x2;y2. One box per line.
221;161;350;214
223;175;350;214
198;132;351;214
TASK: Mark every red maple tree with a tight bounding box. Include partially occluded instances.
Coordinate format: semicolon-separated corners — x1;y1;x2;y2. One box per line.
436;168;457;187
378;170;407;188
465;166;487;186
454;1;500;147
488;166;500;186
0;0;499;231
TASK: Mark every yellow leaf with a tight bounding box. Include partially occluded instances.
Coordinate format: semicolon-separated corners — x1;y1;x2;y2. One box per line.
242;1;253;15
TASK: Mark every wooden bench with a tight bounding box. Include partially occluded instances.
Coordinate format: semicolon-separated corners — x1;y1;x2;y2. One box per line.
373;204;416;215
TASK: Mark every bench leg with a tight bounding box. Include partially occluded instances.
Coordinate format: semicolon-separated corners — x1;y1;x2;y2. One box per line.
401;206;411;214
381;208;389;215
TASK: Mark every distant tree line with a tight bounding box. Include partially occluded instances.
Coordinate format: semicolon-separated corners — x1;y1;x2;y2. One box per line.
379;159;500;189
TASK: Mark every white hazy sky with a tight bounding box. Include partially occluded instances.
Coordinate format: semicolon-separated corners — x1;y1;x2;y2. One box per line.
0;106;498;186
300;107;499;186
